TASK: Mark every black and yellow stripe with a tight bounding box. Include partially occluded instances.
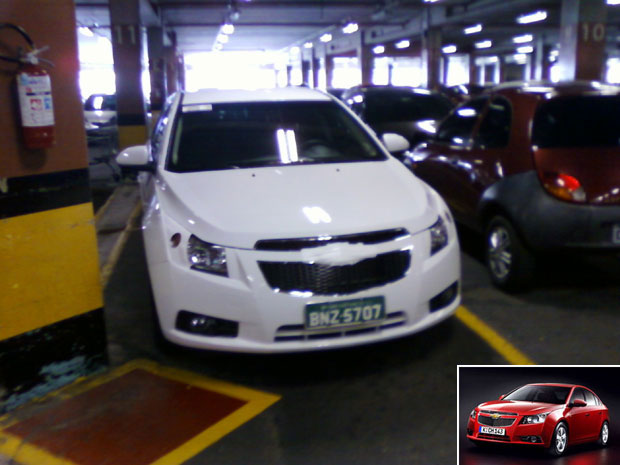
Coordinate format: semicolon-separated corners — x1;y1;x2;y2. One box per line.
0;169;106;412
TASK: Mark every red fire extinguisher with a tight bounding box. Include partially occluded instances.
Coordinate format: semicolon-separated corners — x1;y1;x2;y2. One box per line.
0;23;55;149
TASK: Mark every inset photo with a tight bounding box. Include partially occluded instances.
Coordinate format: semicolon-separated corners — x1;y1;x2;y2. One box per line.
458;366;619;464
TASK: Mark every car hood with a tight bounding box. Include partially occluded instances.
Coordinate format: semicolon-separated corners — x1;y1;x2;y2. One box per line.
157;159;438;249
478;400;561;415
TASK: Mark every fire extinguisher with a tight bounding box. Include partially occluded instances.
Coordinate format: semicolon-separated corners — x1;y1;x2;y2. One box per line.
0;23;55;149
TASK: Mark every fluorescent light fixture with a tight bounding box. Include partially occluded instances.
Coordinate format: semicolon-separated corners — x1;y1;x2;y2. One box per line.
214;42;223;51
488;56;499;63
442;45;457;54
304;42;313;49
342;22;358;34
217;33;229;44
78;26;94;37
222;23;235;34
423;0;440;3
319;33;332;43
395;39;410;49
290;46;300;54
373;45;385;54
513;53;527;62
276;129;299;164
475;40;492;49
464;24;482;34
607;0;620;5
550;49;559;57
457;108;477;117
513;34;533;43
517;10;547;24
517;45;534;53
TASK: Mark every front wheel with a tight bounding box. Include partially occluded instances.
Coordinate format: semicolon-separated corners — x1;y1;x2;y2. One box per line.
598;421;610;447
485;216;535;292
548;422;568;457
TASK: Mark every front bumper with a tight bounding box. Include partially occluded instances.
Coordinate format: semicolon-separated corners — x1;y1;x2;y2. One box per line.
466;415;554;447
144;209;460;353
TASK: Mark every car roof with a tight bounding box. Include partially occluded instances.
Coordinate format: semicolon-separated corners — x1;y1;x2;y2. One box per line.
182;87;332;105
526;383;579;388
489;80;620;99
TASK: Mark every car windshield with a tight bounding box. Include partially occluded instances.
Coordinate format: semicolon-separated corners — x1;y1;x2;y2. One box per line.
503;385;571;404
365;91;453;124
84;95;116;111
167;101;386;172
532;95;620;148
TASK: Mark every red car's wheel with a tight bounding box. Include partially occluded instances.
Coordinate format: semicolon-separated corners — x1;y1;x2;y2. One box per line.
598;421;610;447
548;422;568;457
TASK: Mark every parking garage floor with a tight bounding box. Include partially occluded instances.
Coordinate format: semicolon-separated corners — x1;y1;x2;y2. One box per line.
1;175;620;464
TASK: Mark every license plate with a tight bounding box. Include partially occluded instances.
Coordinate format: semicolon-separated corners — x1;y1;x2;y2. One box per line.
480;426;505;436
613;224;620;244
305;297;385;330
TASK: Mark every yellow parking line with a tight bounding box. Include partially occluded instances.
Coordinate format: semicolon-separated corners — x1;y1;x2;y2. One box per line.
455;305;535;365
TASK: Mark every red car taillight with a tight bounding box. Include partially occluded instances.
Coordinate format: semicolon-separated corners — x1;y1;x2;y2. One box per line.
540;172;586;203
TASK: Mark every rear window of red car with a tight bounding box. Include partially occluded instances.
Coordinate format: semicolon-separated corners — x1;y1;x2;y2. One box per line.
532;95;620;148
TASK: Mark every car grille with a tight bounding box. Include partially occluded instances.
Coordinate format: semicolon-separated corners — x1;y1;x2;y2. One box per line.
258;250;411;295
274;311;407;342
478;434;511;442
480;410;518;416
254;228;409;251
478;416;516;427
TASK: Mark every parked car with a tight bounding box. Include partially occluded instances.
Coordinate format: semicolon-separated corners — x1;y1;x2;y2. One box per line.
84;93;117;145
467;383;610;456
341;85;454;158
409;81;620;290
115;87;460;352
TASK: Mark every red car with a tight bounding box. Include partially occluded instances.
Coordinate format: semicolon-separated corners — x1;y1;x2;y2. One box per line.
410;81;620;290
467;383;610;456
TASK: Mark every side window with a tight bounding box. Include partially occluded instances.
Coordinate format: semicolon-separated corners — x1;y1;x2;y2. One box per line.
435;97;488;147
583;390;597;406
475;96;512;149
150;97;174;161
570;388;586;403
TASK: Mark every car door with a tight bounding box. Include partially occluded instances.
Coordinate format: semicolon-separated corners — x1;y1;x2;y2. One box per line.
582;389;604;440
413;97;488;227
566;388;590;442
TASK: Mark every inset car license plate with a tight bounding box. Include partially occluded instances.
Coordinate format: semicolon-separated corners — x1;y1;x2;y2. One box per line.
613;224;620;244
480;426;505;436
305;296;385;330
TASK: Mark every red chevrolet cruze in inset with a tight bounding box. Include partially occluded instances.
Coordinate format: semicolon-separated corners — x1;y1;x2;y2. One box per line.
467;383;609;456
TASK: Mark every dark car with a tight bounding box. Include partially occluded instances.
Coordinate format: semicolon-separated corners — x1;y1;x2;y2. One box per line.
410;81;620;290
467;383;609;457
341;85;454;157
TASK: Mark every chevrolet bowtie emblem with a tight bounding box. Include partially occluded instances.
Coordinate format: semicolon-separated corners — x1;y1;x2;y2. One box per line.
491;413;501;419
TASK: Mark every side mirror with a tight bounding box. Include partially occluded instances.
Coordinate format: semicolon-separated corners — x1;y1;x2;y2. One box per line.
498;394;506;400
115;145;154;172
570;399;587;408
381;132;410;154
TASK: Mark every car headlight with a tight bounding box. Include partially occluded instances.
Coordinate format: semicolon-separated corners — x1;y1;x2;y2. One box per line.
470;409;477;420
187;234;228;276
430;215;449;255
520;413;549;424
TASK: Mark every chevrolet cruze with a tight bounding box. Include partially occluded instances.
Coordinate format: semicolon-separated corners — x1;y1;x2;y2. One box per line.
467;383;610;456
116;87;460;352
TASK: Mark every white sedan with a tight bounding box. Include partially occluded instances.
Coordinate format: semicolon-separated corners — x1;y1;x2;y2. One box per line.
116;87;460;352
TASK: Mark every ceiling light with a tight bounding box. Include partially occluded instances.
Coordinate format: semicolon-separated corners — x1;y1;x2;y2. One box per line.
513;53;527;62
517;45;534;53
373;45;385;54
475;40;492;49
423;0;440;3
442;45;457;54
513;34;533;43
517;10;547;24
607;0;620;4
550;50;559;57
464;24;482;34
395;39;410;49
217;33;229;44
290;46;300;54
342;23;358;34
319;33;332;43
303;42;313;49
78;26;94;37
222;23;235;34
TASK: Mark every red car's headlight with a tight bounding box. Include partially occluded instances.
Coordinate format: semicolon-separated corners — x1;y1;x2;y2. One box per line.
520;413;549;424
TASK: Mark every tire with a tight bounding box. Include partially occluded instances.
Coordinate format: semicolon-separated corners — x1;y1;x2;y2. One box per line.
548;422;568;457
484;215;535;292
598;421;610;447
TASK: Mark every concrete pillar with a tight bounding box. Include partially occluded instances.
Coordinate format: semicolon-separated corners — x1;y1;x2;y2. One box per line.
109;0;148;149
422;26;442;89
147;27;166;114
325;56;335;88
301;59;311;86
558;0;607;81
468;53;477;84
357;35;373;86
0;0;106;412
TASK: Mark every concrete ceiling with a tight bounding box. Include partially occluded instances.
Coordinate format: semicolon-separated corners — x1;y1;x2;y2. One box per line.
74;0;620;56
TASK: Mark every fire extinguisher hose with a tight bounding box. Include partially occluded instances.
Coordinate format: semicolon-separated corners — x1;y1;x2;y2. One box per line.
0;22;35;64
